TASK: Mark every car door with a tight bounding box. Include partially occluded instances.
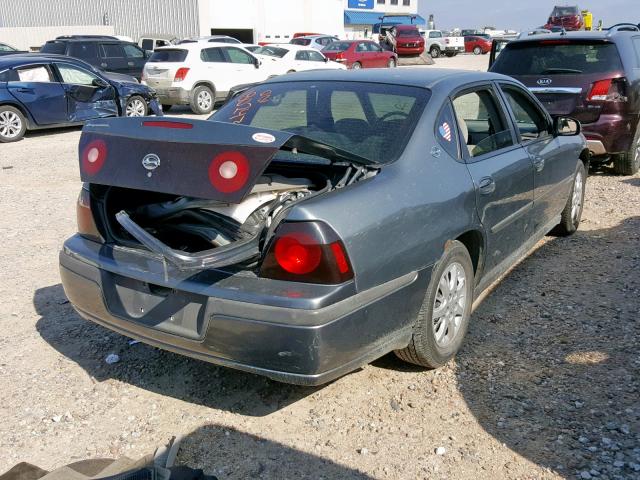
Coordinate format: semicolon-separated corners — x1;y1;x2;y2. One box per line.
6;64;68;125
221;47;265;85
306;50;330;69
497;82;575;231
98;43;128;74
354;42;371;67
54;62;118;121
122;44;147;79
452;85;535;273
367;41;387;67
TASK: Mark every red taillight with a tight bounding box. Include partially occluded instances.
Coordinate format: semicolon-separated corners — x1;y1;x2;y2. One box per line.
81;139;107;176
208;151;250;193
76;186;102;242
260;222;353;284
587;78;627;102
142;120;193;129
174;67;190;82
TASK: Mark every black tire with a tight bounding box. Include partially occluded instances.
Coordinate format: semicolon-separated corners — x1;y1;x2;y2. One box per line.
161;104;173;112
0;105;27;143
612;124;640;175
124;95;148;117
387;58;396;68
189;85;215;115
555;161;587;236
351;62;362;70
429;46;441;58
473;46;482;55
286;69;296;74
395;240;474;368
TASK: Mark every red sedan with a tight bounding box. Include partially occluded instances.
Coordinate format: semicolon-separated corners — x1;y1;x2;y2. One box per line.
322;40;398;69
464;35;492;55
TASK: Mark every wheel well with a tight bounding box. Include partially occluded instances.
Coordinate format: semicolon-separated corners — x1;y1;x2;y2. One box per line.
0;102;32;129
579;148;590;169
455;230;483;275
193;81;216;95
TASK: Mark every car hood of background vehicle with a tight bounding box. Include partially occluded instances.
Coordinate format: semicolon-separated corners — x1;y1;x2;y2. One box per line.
102;71;139;84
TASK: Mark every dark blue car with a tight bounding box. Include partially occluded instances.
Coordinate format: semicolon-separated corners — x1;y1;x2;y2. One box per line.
0;54;161;142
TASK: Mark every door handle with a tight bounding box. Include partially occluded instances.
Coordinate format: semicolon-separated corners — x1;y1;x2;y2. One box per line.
100;62;107;68
15;87;34;93
478;177;496;195
127;61;134;66
533;157;545;172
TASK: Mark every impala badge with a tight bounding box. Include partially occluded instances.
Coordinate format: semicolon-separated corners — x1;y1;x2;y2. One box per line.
142;153;161;177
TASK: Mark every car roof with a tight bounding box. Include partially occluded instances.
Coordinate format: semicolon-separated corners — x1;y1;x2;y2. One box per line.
0;53;89;68
260;44;315;51
508;29;636;45
395;24;420;30
261;68;512;90
296;35;336;40
47;37;125;43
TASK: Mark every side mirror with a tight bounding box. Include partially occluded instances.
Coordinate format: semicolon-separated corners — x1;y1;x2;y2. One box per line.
92;77;110;88
324;57;328;63
254;57;261;68
554;116;581;136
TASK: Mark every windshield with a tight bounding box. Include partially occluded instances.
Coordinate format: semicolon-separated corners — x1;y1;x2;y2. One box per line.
148;49;188;62
211;81;430;164
324;41;352;52
253;46;289;58
491;41;623;75
551;6;579;16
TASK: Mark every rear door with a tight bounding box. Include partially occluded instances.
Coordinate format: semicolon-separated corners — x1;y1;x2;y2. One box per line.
497;82;575;229
6;64;68;125
452;85;535;272
98;42;128;74
54;62;118;121
220;47;266;91
122;44;146;79
354;42;372;67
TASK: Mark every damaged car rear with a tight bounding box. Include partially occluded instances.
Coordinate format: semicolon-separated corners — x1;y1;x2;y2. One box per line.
60;70;587;385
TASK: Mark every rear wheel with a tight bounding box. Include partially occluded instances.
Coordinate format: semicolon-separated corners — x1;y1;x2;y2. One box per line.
556;161;586;236
612;125;640;175
395;240;474;368
190;85;215;115
473;46;482;55
387;58;396;68
351;62;362;70
125;95;148;117
429;46;441;58
0;106;26;143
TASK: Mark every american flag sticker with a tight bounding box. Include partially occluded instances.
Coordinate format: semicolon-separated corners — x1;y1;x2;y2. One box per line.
439;122;452;142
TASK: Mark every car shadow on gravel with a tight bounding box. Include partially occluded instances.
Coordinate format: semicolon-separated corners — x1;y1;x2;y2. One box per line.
34;284;319;417
455;217;640;478
176;424;373;479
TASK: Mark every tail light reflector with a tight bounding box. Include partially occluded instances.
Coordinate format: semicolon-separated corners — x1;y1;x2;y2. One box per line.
260;222;353;284
174;67;190;82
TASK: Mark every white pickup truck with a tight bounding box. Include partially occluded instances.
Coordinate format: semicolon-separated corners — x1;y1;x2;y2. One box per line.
421;30;465;58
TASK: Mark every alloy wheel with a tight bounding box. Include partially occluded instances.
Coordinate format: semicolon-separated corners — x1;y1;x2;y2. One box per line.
0;110;22;139
432;262;467;348
197;90;212;111
126;98;146;117
571;169;584;223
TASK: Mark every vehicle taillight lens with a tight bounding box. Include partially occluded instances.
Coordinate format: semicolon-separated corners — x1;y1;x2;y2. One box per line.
80;139;107;176
587;78;627;102
260;221;353;284
76;185;102;243
335;52;346;62
174;67;190;82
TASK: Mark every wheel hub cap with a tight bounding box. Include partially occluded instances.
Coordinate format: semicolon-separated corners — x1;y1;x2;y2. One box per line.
0;111;22;138
571;170;583;222
432;262;467;348
198;91;212;110
126;99;146;117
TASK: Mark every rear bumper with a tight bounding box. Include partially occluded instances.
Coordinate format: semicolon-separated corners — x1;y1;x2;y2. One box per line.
152;86;191;105
59;235;425;385
582;114;639;159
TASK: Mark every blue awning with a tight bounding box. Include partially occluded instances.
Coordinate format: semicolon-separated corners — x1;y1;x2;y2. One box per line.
344;11;426;26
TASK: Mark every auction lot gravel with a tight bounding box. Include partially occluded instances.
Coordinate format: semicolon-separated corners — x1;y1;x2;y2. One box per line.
1;55;638;480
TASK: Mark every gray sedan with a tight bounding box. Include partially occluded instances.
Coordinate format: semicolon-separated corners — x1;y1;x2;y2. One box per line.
59;69;588;385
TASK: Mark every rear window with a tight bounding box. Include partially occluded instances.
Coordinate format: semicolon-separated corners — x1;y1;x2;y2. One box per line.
290;38;312;46
491;41;623;76
148;49;188;62
68;42;98;60
398;29;420;37
211;81;429;164
41;41;66;54
324;42;352;52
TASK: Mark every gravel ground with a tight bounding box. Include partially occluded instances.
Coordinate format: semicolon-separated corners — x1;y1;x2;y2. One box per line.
0;55;638;479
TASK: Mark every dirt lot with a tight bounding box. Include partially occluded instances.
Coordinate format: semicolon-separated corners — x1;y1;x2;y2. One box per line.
0;55;638;479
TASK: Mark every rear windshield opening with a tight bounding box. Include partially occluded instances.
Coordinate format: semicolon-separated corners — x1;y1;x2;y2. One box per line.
397;29;420;37
324;42;351;52
491;41;623;76
253;46;289;58
148;49;188;62
211;81;430;165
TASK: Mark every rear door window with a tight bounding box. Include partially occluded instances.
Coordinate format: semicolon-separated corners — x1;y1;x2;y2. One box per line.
491;41;623;75
15;65;54;82
149;49;188;62
100;43;125;58
499;84;550;141
68;42;98;61
295;50;310;61
452;88;514;158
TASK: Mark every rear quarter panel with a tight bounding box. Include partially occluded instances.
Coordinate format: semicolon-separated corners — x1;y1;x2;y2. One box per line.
0;86;36;128
287;96;480;293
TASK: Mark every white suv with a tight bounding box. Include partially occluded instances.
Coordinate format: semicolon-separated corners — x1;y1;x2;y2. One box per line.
142;42;271;114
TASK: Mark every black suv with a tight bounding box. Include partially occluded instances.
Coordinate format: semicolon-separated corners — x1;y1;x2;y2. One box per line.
40;36;149;80
490;25;640;175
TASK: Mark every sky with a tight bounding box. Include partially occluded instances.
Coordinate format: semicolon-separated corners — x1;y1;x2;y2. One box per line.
418;0;638;31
